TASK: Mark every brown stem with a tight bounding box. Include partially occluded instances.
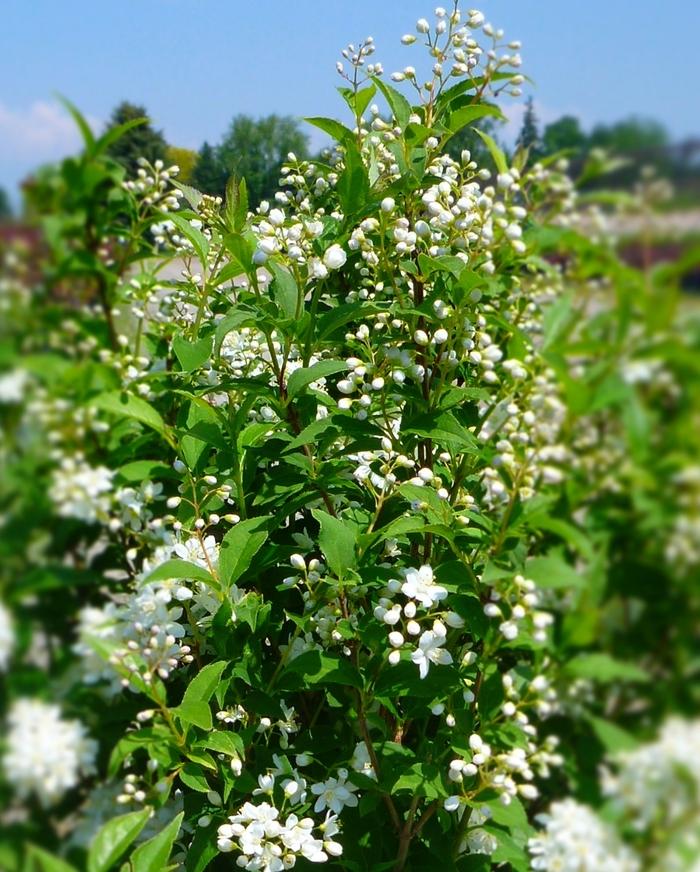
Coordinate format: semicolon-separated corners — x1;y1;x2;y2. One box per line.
355;683;401;833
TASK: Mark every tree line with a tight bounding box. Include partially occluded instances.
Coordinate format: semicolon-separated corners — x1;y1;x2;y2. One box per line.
1;98;697;221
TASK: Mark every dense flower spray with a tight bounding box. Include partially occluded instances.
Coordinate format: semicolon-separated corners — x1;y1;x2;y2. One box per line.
0;2;699;871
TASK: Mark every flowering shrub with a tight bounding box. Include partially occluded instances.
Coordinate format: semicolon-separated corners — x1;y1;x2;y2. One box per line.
1;4;700;872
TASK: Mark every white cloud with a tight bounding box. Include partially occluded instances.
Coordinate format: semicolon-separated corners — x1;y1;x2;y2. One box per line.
0;99;101;163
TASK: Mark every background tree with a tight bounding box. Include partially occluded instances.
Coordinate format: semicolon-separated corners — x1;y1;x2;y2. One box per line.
190;141;226;197
542;115;587;156
166;146;198;183
516;96;542;158
0;187;12;221
104;101;169;178
589;117;669;155
192;114;309;206
587;117;672;187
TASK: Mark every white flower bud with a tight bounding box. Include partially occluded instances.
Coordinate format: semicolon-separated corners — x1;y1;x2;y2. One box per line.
290;554;306;571
444;795;461;812
414;329;430;346
323;244;347;270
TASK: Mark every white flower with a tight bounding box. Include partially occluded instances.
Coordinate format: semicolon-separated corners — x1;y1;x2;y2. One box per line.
2;699;97;806
323;244;347;270
602;717;700;832
0;601;15;671
350;741;376;780
218;800;338;867
51;457;113;523
311;769;359;814
0;369;29;403
72;603;119;689
173;535;219;571
411;625;453;679
400;565;448;608
528;799;640;871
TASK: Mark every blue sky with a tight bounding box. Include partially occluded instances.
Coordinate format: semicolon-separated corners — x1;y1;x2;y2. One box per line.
2;1;697;201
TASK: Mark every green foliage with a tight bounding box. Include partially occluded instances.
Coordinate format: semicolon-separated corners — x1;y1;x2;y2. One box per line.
542;115;587;156
1;7;699;872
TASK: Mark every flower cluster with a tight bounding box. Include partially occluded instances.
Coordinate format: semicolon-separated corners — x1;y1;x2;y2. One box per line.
1;4;697;871
217;802;342;870
2;699;97;806
528;799;640;872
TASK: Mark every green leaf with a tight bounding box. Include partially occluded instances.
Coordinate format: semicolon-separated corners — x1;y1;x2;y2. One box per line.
166;212;210;263
197;731;245;758
225;175;248;232
182;661;228;705
174;699;213;731
589;716;640;752
179;763;210;792
403;411;480;454
184;825;219;872
129;812;184;872
487;796;530;831
283;417;340;452
355;84;377;117
24;846;79;872
443;104;504;145
337;140;370;216
172;180;203;210
304;116;355;145
474;128;509;174
282;650;363;689
95;117;148;158
525;553;584;589
311;509;357;579
117;460;173;483
391;762;442;799
173;335;212;372
144;559;216;586
286;360;346;400
565;654;649;683
92;391;169;438
337;83;377;119
219;516;271;587
56;95;96;152
373;77;412;128
417;253;466;279
87;809;151;872
268;262;299;319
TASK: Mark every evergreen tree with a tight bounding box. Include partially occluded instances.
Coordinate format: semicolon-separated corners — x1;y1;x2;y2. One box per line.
0;187;12;221
191;142;226;196
516;97;541;157
104;102;169;178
